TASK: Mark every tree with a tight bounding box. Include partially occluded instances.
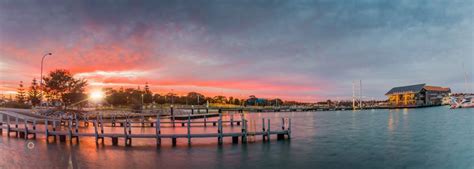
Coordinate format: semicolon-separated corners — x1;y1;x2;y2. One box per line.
234;98;241;105
186;92;205;105
143;82;153;104
166;92;177;104
16;81;26;103
28;78;42;106
153;93;165;104
43;69;88;109
213;95;227;104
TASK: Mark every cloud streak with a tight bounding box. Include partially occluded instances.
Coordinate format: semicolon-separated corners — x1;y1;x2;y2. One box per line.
0;0;472;101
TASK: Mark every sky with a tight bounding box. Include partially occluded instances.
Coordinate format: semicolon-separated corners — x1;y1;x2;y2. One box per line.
0;0;472;102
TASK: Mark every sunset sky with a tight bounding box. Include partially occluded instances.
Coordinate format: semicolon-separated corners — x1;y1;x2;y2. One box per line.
0;0;472;102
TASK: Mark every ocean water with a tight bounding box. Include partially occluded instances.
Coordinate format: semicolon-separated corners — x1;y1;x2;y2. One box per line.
0;106;473;169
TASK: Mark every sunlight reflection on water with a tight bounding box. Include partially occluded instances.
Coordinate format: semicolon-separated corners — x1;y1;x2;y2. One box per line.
0;107;473;169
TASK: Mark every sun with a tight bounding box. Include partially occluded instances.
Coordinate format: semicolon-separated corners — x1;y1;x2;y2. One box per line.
89;90;105;101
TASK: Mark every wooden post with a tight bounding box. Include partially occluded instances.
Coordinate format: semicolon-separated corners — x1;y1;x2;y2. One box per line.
59;135;66;142
171;107;175;127
15;115;18;137
84;116;89;127
6;115;10;136
100;115;104;135
156;114;161;146
262;118;266;141
288;118;291;139
45;119;49;140
267;119;271;142
75;116;79;133
127;118;132;146
33;120;36;139
23;119;28;140
187;114;191;144
52;120;57;133
230;112;234;126
232;136;239;144
204;114;207;127
94;120;99;143
281;118;285;130
112;114;116;127
242;117;247;144
0;114;3;134
278;119;285;140
123;118;128;145
50;120;56;140
172;137;177;146
112;137;118;146
217;113;223;145
68;118;72;141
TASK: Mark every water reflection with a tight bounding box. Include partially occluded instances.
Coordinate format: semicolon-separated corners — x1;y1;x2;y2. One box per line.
1;108;474;169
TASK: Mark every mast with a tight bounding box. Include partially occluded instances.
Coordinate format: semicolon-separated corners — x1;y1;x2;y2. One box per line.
359;80;362;109
352;81;356;110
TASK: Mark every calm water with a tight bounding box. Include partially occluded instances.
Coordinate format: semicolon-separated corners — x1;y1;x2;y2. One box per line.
0;106;473;169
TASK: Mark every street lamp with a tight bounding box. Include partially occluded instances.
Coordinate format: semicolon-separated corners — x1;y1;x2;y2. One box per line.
40;52;52;106
141;94;144;109
171;89;174;106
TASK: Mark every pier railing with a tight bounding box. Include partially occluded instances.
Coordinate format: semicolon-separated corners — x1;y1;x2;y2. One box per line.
0;111;291;147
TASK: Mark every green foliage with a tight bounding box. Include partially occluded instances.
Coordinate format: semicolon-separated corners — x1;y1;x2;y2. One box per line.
143;83;153;104
28;78;42;106
16;81;26;103
43;69;88;109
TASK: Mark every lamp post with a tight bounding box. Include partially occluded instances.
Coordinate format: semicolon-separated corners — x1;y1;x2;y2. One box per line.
141;94;144;109
171;89;174;106
40;52;52;106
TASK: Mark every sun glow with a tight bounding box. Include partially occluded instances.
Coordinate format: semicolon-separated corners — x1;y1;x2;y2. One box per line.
89;90;105;101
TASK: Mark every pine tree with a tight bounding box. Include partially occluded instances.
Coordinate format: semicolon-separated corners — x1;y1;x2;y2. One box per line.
16;81;26;103
28;78;42;106
143;82;153;104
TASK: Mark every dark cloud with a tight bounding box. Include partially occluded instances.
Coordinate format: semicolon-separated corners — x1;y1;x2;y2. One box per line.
0;0;472;100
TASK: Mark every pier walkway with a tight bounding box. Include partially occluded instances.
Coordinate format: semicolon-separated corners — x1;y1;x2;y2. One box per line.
0;111;291;147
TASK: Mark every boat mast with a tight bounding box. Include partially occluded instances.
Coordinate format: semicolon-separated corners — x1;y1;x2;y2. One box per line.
359;80;362;109
352;81;356;110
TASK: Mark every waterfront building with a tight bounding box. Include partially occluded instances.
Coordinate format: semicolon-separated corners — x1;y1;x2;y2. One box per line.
385;84;451;107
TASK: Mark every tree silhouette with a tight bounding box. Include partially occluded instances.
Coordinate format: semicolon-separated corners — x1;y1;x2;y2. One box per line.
28;78;42;106
43;69;87;109
16;81;26;103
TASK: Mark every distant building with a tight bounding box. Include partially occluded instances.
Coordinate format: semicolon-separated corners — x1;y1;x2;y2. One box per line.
385;84;451;107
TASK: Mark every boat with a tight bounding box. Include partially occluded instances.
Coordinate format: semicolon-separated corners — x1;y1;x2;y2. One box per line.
450;96;474;109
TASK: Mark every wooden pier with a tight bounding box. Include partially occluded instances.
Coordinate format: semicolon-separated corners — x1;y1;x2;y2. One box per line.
0;111;291;147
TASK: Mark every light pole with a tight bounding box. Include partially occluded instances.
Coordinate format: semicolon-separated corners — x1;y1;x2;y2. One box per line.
171;89;174;105
141;93;144;109
40;52;52;106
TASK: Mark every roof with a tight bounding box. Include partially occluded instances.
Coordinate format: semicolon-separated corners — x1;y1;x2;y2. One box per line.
424;86;451;92
385;84;426;95
386;84;451;95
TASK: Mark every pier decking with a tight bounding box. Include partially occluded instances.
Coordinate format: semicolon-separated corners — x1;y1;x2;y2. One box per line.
0;111;291;147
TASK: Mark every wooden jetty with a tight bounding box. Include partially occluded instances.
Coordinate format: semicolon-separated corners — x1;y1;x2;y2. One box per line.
0;111;291;147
